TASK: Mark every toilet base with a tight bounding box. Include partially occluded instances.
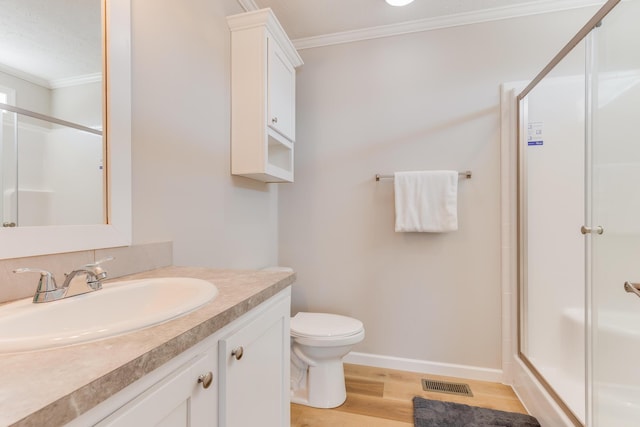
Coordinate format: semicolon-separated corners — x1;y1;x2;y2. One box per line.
291;360;347;408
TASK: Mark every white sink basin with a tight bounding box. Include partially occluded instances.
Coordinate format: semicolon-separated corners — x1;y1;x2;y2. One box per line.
0;277;218;354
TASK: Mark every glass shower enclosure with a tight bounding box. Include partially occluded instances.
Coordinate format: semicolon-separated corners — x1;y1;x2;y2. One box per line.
517;0;640;425
0;104;104;227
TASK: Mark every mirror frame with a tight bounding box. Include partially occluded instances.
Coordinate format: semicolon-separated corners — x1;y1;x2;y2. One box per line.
0;0;131;259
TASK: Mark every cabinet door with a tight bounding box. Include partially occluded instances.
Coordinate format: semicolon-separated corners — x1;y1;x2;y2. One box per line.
267;36;296;142
96;351;216;427
219;296;290;427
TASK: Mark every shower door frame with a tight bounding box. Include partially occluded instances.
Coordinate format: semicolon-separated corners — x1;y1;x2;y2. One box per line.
515;1;621;426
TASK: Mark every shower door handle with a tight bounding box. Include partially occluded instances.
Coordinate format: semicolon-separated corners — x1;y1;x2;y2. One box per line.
624;282;640;298
581;225;604;235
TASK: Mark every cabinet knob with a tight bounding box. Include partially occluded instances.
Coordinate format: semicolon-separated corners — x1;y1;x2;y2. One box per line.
231;346;244;360
271;117;278;124
198;372;213;389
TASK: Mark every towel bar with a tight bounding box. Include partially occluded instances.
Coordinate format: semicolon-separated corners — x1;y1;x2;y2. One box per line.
375;171;472;181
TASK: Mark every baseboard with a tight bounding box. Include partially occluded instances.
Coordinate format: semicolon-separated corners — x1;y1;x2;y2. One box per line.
344;351;503;383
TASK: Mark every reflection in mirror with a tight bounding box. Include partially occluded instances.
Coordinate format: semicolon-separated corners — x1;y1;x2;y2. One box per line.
0;0;104;227
0;0;131;260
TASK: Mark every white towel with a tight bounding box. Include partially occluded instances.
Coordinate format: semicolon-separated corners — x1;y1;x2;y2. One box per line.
394;170;458;232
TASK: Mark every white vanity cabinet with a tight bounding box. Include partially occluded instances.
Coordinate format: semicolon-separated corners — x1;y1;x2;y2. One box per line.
69;287;291;427
67;337;219;427
227;8;303;183
218;292;290;427
95;351;217;427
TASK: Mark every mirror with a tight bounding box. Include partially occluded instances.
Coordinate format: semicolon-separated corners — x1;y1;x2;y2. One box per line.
0;0;131;259
0;0;104;227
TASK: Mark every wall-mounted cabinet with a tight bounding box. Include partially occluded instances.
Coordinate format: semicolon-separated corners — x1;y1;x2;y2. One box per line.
227;8;303;183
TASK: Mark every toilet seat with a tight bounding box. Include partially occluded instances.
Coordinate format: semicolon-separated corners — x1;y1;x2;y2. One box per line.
291;312;364;339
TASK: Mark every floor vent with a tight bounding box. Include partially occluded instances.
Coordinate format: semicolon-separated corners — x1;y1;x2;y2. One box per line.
421;378;474;397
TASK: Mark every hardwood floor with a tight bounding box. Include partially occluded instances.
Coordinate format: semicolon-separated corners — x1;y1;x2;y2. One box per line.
291;364;528;426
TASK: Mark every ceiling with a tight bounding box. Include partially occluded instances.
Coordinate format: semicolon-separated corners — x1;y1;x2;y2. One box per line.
253;0;540;40
250;0;603;47
0;0;101;88
0;0;603;88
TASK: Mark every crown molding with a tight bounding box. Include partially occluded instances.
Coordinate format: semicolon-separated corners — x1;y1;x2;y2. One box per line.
227;8;303;67
0;63;50;89
293;0;604;50
0;64;101;90
50;72;102;89
237;0;259;12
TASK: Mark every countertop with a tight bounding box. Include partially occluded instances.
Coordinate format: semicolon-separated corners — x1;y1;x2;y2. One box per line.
0;266;295;427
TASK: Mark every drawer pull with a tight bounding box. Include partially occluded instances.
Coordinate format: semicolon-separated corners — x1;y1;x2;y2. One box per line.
232;346;244;360
198;372;213;389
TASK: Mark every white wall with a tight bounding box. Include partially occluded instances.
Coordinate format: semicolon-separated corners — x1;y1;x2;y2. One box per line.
51;82;102;129
279;8;596;372
0;70;50;114
129;0;279;269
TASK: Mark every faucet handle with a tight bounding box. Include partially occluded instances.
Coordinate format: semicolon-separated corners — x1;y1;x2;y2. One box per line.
82;257;114;290
13;268;58;293
84;256;114;280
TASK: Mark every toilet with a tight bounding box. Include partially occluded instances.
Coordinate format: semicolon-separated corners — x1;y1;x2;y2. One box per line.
290;312;365;408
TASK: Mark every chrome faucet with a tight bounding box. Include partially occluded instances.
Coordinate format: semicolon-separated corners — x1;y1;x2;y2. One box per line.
14;257;114;303
64;257;112;291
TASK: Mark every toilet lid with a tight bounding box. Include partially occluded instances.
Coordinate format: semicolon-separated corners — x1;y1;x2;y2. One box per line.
291;312;363;338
